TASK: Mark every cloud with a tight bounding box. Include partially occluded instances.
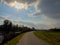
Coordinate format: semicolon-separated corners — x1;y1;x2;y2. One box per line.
28;8;41;17
0;16;6;25
29;0;60;19
1;0;39;10
1;0;60;29
12;19;56;29
0;15;15;21
28;0;60;28
2;0;38;6
0;16;5;20
4;0;37;4
12;20;37;28
0;15;59;29
37;0;60;19
36;24;52;29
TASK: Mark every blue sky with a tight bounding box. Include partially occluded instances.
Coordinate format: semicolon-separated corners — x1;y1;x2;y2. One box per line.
0;0;60;29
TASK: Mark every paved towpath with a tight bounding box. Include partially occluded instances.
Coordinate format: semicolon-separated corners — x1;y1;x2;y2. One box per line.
16;31;50;45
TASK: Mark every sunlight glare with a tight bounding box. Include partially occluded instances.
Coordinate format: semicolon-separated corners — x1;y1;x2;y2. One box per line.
9;1;28;10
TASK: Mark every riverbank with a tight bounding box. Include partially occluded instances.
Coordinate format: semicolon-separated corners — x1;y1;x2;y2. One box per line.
4;33;24;45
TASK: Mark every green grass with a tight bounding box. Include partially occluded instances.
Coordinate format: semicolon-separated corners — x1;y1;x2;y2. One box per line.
34;31;60;45
4;33;24;45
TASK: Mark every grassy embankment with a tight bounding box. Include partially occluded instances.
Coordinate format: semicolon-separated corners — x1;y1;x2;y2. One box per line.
4;33;24;45
34;31;60;45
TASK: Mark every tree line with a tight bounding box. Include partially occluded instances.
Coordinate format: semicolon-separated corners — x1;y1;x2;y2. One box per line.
0;20;35;32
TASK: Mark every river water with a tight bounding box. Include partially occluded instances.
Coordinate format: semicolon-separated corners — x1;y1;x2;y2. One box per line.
0;33;4;44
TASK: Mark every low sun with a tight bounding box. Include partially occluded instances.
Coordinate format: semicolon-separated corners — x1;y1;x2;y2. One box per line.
9;1;28;10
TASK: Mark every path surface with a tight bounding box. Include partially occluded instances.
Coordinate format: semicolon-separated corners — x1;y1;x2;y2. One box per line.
16;31;50;45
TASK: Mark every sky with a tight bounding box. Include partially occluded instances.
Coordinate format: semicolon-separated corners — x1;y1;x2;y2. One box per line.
0;0;60;29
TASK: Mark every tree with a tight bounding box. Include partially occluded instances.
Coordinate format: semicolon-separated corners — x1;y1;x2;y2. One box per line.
4;20;12;25
32;27;35;30
3;20;12;31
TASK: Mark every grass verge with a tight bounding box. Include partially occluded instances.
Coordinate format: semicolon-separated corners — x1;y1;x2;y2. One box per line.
34;31;60;45
4;33;24;45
